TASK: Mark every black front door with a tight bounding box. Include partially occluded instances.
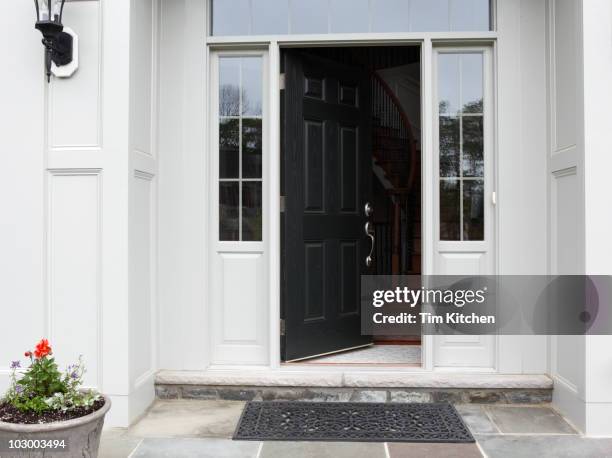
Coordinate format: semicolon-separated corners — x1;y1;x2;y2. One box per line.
282;50;373;361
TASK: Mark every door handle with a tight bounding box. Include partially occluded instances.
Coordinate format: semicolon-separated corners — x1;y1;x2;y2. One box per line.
364;202;373;217
365;222;375;267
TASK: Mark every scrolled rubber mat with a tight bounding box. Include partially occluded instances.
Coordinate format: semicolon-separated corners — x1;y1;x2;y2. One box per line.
233;401;475;443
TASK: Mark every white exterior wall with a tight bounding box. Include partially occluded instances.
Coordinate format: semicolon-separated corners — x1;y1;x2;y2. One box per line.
1;0;610;433
128;0;159;423
157;0;209;371
156;0;550;374
547;0;612;437
0;0;158;427
582;0;612;437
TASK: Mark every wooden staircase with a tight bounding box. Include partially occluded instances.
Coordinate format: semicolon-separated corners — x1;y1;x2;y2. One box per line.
371;73;421;275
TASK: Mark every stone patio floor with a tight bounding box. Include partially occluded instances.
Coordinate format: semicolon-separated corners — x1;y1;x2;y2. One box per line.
99;400;612;458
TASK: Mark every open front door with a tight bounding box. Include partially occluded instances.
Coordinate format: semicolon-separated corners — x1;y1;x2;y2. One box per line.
282;50;373;361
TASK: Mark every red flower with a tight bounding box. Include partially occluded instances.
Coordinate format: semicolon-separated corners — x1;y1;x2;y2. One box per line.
34;339;52;359
24;351;31;357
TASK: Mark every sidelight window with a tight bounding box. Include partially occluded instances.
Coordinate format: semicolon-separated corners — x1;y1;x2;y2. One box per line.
218;56;264;241
437;51;486;241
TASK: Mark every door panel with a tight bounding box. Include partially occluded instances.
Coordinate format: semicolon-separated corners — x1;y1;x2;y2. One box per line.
282;50;372;361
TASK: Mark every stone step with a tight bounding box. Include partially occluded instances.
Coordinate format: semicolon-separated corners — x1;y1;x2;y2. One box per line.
155;371;553;405
155;384;552;405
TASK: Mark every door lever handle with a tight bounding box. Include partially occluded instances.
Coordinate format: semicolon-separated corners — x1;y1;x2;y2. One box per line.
365;222;375;267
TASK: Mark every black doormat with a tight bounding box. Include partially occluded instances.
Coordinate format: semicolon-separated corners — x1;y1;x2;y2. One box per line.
233;401;475;443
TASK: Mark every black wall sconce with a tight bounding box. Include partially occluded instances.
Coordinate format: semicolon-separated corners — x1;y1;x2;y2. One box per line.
33;0;73;82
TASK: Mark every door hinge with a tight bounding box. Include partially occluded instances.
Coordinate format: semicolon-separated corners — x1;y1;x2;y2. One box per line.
280;319;286;336
492;191;497;206
280;195;286;213
279;73;285;90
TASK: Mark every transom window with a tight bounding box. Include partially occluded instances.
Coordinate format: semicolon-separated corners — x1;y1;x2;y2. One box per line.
211;0;492;36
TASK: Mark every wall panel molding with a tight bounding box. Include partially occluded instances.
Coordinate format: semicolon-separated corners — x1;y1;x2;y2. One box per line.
46;168;103;388
47;1;103;151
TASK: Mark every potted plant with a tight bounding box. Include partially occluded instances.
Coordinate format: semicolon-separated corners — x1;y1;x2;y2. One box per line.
0;339;110;457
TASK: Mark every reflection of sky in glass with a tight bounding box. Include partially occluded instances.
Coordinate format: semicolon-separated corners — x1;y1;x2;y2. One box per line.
218;58;262;117
438;53;483;114
252;0;289;35
410;0;449;32
438;54;460;115
291;0;328;34
219;58;240;116
330;0;369;33
213;0;250;35
450;0;490;32
371;0;411;32
212;0;490;35
242;58;263;116
461;54;483;112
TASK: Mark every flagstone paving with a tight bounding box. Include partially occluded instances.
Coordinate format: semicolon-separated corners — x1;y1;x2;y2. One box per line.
99;400;612;458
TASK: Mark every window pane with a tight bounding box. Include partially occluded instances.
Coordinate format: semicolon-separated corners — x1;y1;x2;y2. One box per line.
252;0;289;35
462;116;484;177
219;118;240;178
212;0;490;35
440;116;460;177
461;53;483;113
219;58;240;116
410;0;450;32
450;0;490;32
371;0;411;32
242;182;263;241
290;0;328;34
438;54;460;115
217;54;264;242
242;118;263;178
463;180;484;240
220;182;240;241
212;0;250;36
242;57;263;116
330;0;369;33
440;180;460;240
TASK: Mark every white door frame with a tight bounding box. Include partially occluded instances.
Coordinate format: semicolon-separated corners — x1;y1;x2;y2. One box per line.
206;33;498;373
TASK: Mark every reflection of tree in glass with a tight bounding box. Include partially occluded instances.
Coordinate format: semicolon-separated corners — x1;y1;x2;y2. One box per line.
440;180;460;240
242;183;262;241
463;180;484;240
462;116;484;177
462;99;483;114
220;84;240;116
440;116;459;177
219;119;239;178
219;84;261;116
242;119;263;178
219;182;240;241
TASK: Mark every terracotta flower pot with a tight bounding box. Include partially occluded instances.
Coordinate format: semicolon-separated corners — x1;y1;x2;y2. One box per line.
0;394;111;458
